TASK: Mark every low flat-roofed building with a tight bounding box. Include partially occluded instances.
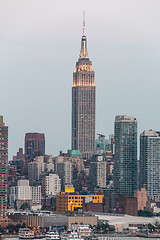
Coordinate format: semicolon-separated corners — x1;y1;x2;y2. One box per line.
82;196;109;213
8;211;97;228
116;194;138;216
89;213;160;230
56;193;104;212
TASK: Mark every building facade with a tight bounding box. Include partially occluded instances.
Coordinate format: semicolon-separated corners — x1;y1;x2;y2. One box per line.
114;115;137;197
16;179;32;200
82;196;109;213
9;212;97;228
56;193;104;212
72;17;95;159
45;173;61;196
134;188;147;210
90;155;106;191
56;162;72;191
95;134;109;154
31;185;41;204
25;133;45;157
28;156;44;185
116;194;138;216
0;116;8;220
10;180;41;206
140;130;160;201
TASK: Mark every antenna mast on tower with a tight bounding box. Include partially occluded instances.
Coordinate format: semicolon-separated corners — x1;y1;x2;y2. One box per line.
83;11;85;36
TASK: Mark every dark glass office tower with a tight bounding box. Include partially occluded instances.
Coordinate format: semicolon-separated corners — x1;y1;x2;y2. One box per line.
72;17;96;159
114;115;137;197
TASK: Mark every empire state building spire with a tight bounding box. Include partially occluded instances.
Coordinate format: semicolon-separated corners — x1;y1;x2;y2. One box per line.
79;12;88;59
83;11;85;36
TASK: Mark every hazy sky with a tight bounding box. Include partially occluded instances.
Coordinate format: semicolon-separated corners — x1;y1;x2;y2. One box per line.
0;0;160;159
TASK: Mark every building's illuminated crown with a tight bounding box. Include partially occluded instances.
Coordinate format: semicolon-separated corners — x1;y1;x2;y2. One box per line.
73;13;95;87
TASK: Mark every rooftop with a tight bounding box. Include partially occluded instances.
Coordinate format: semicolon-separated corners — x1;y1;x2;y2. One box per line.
70;150;81;156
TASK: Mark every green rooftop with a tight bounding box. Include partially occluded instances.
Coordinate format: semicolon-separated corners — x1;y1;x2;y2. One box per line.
70;150;82;156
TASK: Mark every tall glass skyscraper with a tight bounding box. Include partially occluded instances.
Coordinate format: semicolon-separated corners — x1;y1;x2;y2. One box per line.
114;115;137;197
72;16;95;159
140;130;160;201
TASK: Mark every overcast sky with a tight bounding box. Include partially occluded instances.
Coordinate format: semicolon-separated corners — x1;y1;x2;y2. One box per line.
0;0;160;159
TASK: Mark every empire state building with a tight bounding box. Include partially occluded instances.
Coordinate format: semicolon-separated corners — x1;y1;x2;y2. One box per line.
72;17;95;159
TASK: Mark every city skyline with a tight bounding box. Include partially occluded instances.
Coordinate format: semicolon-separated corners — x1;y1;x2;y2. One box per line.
0;0;160;159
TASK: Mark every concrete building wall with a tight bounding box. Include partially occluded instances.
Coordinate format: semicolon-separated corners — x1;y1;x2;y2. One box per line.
10;181;41;205
134;188;147;210
16;180;32;200
83;197;109;213
45;173;61;196
116;194;138;216
31;186;41;204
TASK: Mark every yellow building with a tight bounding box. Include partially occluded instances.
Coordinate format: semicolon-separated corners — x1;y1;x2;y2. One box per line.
65;186;75;193
56;193;104;212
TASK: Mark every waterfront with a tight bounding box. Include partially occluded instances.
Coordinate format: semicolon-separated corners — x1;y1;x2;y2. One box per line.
95;237;160;240
1;237;160;240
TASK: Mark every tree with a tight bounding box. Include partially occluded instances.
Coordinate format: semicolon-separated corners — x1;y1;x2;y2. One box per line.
109;226;115;232
138;210;153;217
7;224;15;233
148;223;156;232
20;202;30;210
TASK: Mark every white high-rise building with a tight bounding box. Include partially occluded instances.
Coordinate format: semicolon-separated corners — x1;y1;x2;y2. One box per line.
16;180;32;200
45;173;61;196
9;179;41;206
31;185;41;204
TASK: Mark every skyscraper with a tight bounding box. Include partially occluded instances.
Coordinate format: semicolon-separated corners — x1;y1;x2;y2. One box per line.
72;15;96;159
28;156;44;185
0;116;8;220
55;162;72;191
114;115;137;197
25;133;45;157
90;155;106;191
140;130;160;201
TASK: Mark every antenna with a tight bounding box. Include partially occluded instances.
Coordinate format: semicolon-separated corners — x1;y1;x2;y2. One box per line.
83;10;85;36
